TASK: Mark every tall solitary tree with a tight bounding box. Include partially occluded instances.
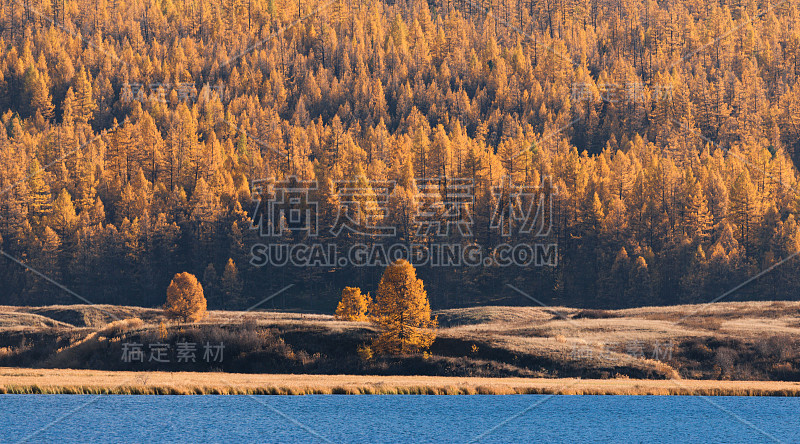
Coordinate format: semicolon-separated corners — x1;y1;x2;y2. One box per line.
164;272;207;322
371;260;436;354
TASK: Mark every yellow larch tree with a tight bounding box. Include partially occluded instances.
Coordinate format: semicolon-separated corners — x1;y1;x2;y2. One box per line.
335;286;370;321
371;260;437;355
164;272;207;322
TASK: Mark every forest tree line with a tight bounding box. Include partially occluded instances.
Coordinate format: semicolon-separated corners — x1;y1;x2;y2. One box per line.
0;0;799;309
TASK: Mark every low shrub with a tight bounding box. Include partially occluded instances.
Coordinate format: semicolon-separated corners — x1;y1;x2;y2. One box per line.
572;309;616;319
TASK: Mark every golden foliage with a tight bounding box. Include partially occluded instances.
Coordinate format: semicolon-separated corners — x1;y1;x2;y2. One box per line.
4;0;800;311
335;287;370;321
157;321;168;340
357;344;374;361
371;260;437;355
164;272;207;323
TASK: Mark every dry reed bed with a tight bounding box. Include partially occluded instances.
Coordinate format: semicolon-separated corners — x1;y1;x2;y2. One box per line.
2;368;800;396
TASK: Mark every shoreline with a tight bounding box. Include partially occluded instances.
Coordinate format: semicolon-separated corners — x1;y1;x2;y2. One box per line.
2;368;800;396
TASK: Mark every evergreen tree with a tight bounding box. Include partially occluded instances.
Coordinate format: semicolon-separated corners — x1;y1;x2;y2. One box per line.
48;188;78;235
335;286;370;321
73;67;96;126
220;258;243;308
164;272;207;322
371;260;437;354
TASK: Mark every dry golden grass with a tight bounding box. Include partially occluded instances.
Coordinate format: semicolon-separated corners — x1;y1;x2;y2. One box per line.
1;367;799;396
0;305;161;329
428;301;800;380
2;301;799;382
676;317;724;331
0;304;363;333
437;301;800;346
6;300;798;340
0;311;75;331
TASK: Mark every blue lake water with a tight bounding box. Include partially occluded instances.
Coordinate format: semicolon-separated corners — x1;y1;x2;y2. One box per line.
0;395;798;443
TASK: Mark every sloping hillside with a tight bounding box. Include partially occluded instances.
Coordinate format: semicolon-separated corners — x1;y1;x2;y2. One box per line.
1;302;798;380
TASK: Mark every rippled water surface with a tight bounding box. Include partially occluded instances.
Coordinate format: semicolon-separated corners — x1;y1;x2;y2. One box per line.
1;394;798;443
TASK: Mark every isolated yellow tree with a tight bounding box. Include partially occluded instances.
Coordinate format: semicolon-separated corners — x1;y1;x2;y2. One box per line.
371;260;437;354
164;272;207;322
335;286;370;321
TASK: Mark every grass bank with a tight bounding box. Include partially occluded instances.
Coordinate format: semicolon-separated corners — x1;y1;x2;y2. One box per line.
1;301;799;380
2;368;800;396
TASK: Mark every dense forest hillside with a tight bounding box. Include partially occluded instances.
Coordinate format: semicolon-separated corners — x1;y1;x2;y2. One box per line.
1;0;799;310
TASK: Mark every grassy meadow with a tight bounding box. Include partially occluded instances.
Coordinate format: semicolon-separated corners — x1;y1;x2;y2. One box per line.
1;301;799;393
3;368;800;396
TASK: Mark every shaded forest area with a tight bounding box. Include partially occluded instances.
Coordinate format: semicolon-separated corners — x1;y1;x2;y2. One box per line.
1;0;800;310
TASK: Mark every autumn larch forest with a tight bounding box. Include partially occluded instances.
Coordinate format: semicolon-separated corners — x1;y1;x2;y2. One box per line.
0;0;798;311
